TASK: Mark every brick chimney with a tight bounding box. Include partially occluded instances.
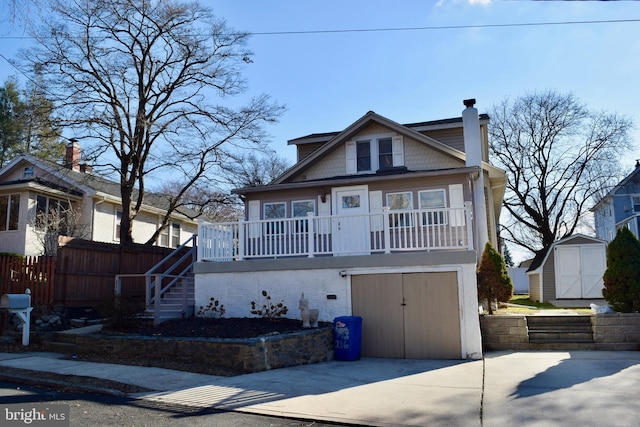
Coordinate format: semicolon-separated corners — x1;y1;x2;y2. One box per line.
65;140;81;171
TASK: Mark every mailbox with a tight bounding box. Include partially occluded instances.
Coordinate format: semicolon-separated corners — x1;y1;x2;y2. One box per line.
1;294;31;309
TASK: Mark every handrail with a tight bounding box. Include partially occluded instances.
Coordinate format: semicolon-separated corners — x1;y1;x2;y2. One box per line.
198;204;473;261
114;235;198;325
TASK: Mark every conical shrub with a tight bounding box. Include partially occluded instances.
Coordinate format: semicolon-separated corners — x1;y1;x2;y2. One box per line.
603;227;640;312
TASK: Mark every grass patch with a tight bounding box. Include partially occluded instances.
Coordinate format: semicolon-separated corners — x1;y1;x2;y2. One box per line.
508;294;556;309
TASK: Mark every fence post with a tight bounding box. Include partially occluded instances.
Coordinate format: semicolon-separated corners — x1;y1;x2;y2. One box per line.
154;274;162;325
237;220;245;261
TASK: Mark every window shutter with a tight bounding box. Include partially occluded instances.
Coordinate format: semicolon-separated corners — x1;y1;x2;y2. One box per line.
345;140;357;174
369;190;384;232
448;184;465;226
248;199;260;238
392;135;404;167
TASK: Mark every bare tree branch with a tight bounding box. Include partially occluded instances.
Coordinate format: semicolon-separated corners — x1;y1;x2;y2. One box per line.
489;90;634;252
22;0;284;246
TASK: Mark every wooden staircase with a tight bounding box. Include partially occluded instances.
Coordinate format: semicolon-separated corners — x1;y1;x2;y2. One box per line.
526;315;595;350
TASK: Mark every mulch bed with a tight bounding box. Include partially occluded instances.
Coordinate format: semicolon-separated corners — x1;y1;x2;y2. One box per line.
103;317;313;338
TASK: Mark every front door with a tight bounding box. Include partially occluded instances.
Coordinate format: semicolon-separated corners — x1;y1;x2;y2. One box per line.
332;185;370;255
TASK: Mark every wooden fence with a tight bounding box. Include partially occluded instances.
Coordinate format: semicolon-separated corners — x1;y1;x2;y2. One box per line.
54;239;187;308
2;239;191;310
0;255;55;308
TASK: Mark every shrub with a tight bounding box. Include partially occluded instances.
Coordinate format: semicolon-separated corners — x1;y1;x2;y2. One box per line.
477;242;513;314
198;296;226;318
98;296;142;330
603;227;640;312
250;290;288;320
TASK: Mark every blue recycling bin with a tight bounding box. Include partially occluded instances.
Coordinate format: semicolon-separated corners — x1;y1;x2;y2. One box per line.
334;316;362;361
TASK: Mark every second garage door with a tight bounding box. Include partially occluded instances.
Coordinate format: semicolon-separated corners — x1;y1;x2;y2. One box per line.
351;271;461;359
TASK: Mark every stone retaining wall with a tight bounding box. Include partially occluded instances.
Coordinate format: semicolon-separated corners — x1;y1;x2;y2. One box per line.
480;314;640;351
69;326;334;373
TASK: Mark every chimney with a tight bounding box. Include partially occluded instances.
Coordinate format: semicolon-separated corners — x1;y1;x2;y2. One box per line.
462;98;489;259
462;99;482;168
65;140;81;171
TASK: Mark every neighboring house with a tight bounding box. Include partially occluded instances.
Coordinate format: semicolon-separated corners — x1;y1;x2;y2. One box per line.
194;99;507;360
0;142;198;256
526;234;607;303
592;162;640;242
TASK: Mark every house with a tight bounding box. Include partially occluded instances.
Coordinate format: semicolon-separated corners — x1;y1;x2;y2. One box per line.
592;162;640;242
0;142;198;256
526;234;607;303
194;99;506;360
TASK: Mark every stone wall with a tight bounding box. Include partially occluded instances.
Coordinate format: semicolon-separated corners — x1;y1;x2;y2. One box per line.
69;326;334;373
479;315;530;351
480;314;640;352
593;313;640;351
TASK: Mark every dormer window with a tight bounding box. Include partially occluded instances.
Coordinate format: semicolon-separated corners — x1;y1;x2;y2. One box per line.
346;135;403;174
23;167;34;179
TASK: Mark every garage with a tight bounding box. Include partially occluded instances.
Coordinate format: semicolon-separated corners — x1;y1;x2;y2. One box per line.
351;271;461;359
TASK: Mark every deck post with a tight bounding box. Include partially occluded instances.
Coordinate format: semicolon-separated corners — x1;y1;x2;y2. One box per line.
237;220;245;260
383;207;391;254
307;212;315;257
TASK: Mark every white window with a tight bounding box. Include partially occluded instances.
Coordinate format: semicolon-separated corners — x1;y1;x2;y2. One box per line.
160;222;181;248
23;167;34;179
632;196;640;213
0;194;20;231
171;222;181;248
263;202;286;234
115;210;122;241
36;194;70;234
386;191;413;227
292;200;315;233
419;189;447;225
346;135;404;174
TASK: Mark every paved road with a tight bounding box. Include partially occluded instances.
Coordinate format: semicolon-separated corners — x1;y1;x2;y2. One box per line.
0;381;343;427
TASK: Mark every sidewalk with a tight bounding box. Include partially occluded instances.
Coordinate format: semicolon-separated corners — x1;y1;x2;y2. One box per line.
2;350;640;426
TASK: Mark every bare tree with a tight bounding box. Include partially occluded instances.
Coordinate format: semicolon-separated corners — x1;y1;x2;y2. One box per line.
23;0;284;246
220;151;291;188
489;90;634;252
31;202;88;256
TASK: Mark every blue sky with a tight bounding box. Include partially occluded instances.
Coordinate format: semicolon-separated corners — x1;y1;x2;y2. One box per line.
1;0;639;261
207;0;640;167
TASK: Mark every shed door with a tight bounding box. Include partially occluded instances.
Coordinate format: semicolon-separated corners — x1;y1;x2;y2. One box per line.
555;247;582;299
555;245;606;299
351;272;461;359
581;245;606;298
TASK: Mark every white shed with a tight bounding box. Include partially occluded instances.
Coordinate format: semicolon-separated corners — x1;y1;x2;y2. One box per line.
526;234;607;302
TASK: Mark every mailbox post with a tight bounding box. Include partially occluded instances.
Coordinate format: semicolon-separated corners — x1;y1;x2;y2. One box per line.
0;289;33;346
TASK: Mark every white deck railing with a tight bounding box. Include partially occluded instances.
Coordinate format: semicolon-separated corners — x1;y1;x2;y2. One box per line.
198;203;474;262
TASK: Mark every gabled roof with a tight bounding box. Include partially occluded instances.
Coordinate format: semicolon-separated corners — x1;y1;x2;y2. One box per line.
275;111;473;185
591;164;640;212
0;154;198;220
526;234;607;273
288;113;491;146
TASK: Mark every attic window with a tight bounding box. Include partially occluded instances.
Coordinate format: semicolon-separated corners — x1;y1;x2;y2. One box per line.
346;135;403;174
633;196;640;213
23;167;34;179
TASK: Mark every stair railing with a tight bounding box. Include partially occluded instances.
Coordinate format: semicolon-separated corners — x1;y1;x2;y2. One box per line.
115;234;197;325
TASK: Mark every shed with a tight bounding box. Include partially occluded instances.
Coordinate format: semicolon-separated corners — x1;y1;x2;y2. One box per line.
526;234;607;302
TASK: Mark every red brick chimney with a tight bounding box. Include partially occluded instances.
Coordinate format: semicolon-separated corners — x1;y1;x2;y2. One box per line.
65;141;81;171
